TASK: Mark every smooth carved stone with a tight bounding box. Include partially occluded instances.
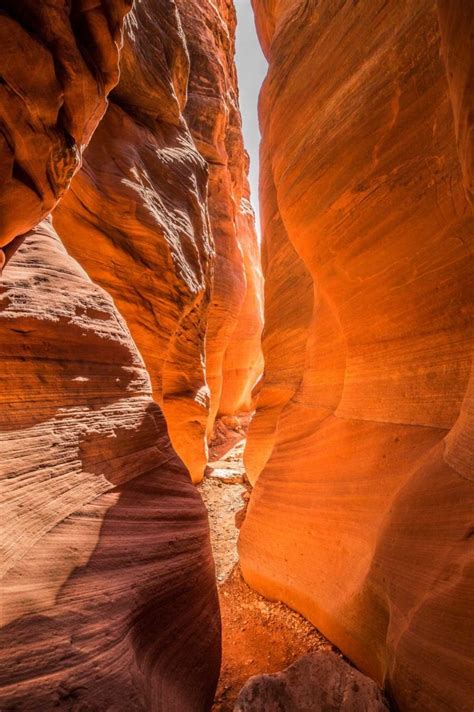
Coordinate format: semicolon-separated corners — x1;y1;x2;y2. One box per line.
0;0;131;256
437;0;474;210
54;0;214;483
234;651;389;712
244;149;314;485
0;220;220;710
219;198;264;419
177;0;264;436
55;0;262;481
242;2;474;711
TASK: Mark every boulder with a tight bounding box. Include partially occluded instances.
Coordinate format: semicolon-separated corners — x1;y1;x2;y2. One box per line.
234;651;389;712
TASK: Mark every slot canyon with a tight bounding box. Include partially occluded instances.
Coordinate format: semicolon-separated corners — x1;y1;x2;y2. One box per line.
0;0;473;710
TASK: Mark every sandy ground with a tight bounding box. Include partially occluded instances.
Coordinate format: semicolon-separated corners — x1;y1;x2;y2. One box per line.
198;439;333;711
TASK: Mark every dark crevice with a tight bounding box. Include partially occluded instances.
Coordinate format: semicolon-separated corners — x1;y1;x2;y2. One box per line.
12;160;43;200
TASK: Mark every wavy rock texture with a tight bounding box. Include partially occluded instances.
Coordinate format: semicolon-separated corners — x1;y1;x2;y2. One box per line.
0;0;131;263
0;219;220;711
0;0;267;708
53;0;213;483
177;0;263;436
241;2;474;711
54;0;262;481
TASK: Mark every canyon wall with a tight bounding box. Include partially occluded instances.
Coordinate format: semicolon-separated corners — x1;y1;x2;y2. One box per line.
177;0;263;437
54;0;214;482
0;0;262;708
0;219;220;711
0;0;131;262
241;2;474;711
54;0;263;479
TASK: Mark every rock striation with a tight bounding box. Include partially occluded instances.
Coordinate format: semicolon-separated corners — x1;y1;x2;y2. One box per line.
54;0;213;482
0;0;131;265
54;0;263;481
0;219;220;710
177;0;264;437
241;2;474;711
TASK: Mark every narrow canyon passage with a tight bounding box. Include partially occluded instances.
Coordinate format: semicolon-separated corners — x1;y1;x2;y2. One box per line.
0;1;473;712
199;431;334;711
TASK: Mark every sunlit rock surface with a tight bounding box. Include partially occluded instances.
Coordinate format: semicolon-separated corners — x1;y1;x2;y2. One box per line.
0;0;131;262
54;0;213;483
241;2;474;711
0;219;220;710
54;0;262;482
177;0;263;437
0;1;266;706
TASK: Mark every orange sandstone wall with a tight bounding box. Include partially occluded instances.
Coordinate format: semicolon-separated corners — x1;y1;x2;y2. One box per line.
177;0;263;437
0;0;130;263
54;0;213;483
0;1;265;707
54;0;263;480
219;198;263;418
0;0;263;705
241;2;474;711
0;220;220;710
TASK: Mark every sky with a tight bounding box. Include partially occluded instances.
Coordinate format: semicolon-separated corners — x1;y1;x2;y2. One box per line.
234;0;268;236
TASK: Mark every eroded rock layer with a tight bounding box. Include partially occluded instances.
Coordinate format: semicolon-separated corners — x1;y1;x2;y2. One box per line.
241;2;474;711
0;220;220;710
0;0;131;262
53;0;213;482
177;0;263;436
54;0;263;481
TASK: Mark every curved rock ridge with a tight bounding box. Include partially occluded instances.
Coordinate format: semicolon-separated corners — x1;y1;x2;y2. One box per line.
219;196;264;419
53;0;213;483
0;219;220;710
241;2;474;711
54;0;263;481
176;0;264;437
0;0;131;264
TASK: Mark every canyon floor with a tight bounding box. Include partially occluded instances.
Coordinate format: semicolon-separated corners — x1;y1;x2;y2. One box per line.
199;439;334;711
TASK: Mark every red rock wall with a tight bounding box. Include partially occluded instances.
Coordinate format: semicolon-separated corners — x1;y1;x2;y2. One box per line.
219;198;263;417
0;219;220;710
0;1;263;707
176;0;263;437
0;0;131;263
53;0;213;483
54;0;263;480
241;2;474;711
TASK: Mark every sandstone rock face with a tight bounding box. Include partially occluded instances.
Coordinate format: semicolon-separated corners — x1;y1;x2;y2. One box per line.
0;0;265;708
219;201;264;419
53;0;213;483
177;0;264;436
234;651;389;712
0;0;131;263
0;219;220;710
54;0;262;481
241;2;474;711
